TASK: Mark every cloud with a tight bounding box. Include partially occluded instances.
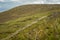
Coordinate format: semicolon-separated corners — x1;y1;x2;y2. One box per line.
31;0;60;4
0;0;4;2
44;0;60;4
27;0;45;4
31;1;44;4
0;0;60;4
11;0;20;2
0;6;2;8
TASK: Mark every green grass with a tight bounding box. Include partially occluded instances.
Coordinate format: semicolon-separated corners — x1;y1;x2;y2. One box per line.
0;12;50;39
9;13;60;40
0;4;60;40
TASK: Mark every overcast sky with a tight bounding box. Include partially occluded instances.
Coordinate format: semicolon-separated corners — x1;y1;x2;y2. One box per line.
0;0;60;12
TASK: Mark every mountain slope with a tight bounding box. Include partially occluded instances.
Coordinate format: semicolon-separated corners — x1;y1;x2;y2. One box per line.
0;4;60;40
9;12;60;40
0;4;60;23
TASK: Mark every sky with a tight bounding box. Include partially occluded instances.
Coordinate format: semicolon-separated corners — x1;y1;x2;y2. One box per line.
0;0;60;12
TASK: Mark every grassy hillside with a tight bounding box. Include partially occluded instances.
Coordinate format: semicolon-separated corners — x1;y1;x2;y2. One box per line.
0;4;60;40
10;12;60;40
0;4;60;23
